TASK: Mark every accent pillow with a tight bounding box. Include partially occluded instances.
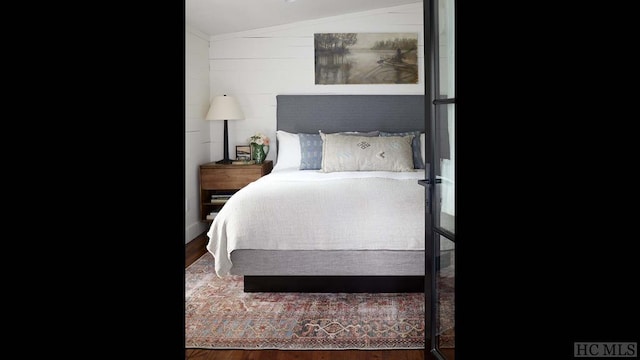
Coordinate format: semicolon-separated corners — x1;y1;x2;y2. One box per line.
299;131;380;170
379;130;424;169
272;130;301;172
298;133;324;170
320;132;415;172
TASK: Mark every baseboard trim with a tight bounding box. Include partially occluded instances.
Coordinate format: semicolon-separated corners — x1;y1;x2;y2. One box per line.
186;231;208;268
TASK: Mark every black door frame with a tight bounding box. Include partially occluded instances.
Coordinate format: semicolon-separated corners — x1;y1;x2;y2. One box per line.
422;0;456;359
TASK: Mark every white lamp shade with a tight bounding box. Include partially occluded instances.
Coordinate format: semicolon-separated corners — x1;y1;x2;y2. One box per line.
205;95;245;120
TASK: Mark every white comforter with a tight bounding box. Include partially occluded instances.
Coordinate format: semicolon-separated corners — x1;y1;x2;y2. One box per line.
206;169;425;276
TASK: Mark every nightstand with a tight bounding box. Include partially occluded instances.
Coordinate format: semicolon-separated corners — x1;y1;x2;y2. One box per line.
199;160;273;222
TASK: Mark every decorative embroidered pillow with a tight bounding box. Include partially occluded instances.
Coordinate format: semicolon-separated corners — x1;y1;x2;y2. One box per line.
320;132;415;172
299;131;380;170
380;130;425;169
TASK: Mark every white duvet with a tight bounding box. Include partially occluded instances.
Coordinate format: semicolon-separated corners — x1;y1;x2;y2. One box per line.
206;168;426;276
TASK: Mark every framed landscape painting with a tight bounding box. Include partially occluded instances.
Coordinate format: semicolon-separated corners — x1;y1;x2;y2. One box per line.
314;32;419;85
236;145;251;161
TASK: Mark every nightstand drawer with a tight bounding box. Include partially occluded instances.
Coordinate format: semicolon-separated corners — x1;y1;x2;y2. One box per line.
201;168;263;190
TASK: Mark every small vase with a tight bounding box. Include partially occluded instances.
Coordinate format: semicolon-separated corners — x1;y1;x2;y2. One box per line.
252;144;269;164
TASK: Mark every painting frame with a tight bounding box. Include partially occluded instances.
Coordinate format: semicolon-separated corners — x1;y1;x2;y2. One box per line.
235;145;251;161
314;32;419;85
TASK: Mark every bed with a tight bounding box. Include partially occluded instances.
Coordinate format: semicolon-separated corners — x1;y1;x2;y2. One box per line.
206;94;428;292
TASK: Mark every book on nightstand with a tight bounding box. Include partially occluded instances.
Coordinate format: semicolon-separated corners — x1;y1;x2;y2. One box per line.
231;159;256;165
206;212;218;220
211;194;232;204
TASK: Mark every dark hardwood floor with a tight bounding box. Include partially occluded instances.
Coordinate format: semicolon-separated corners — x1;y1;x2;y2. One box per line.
186;231;209;267
185;232;453;360
185;349;426;360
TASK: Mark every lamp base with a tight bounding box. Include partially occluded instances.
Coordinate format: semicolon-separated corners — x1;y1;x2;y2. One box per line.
216;119;233;165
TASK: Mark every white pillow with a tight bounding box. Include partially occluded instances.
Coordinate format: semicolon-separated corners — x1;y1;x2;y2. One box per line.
420;133;426;165
272;130;301;172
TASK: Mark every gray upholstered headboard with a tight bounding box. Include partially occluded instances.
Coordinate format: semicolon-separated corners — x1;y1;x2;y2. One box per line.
276;95;425;134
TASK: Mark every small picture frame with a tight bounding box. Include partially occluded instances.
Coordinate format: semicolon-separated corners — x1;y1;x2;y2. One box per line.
236;145;251;160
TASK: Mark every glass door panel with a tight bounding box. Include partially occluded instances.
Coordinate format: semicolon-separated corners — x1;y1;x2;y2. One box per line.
435;0;455;238
426;0;455;358
435;103;455;235
438;0;455;99
437;234;455;349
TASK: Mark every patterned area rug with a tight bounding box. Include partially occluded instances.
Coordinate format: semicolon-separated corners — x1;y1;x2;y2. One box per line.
185;252;454;350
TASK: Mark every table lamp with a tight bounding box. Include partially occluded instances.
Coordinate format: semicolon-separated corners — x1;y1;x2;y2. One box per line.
205;94;245;164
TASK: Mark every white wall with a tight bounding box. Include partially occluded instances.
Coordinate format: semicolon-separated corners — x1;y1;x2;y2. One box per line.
207;2;425;164
185;25;212;243
185;2;425;243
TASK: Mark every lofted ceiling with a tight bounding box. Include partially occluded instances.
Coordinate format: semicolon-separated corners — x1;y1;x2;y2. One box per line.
186;0;422;36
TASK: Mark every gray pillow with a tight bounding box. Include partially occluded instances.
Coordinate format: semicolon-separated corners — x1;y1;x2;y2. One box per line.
380;130;424;169
299;133;323;170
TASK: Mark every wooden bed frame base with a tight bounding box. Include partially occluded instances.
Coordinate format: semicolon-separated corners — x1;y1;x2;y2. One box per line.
243;276;425;293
